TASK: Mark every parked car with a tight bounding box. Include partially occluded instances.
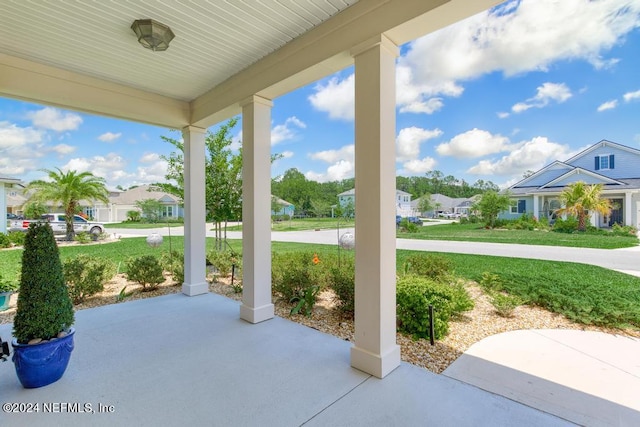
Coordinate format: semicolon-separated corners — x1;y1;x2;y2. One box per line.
396;215;423;226
6;213;22;220
9;213;105;236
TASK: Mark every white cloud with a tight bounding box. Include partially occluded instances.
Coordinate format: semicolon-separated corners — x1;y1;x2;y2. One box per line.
497;112;510;119
396;127;442;161
140;152;161;163
0;121;43;149
271;116;306;145
399;157;438;175
398;0;639;100
62;153;132;184
98;132;122;142
280;151;294;159
436;129;513;159
308;75;354;121
27;107;82;132
623;89;640;102
50;143;76;155
305;160;354;183
466;137;571;176
511;82;572;113
309;144;354;164
0;121;45;175
597;100;618;111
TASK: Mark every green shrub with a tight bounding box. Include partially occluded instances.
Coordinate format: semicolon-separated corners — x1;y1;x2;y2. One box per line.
328;257;355;315
490;292;523;317
0;233;10;248
161;250;184;285
611;223;638;237
13;223;74;343
553;216;578;233
0;273;19;293
290;285;320;317
398;218;419;233
272;251;323;304
8;231;25;246
207;250;240;277
126;255;165;291
64;254;116;303
404;253;452;280
478;272;504;292
126;210;141;222
74;232;92;244
396;275;473;340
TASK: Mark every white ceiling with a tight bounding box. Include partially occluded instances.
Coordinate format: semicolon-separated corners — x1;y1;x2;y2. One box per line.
0;0;358;101
0;0;502;128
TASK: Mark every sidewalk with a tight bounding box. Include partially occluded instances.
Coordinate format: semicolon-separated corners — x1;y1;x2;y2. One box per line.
444;329;640;426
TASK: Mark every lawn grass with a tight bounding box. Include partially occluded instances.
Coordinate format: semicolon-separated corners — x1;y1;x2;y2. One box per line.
2;238;638;330
104;222;184;229
225;217;354;232
401;222;639;249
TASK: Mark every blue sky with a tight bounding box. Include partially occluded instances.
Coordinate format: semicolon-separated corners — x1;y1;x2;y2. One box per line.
1;0;639;190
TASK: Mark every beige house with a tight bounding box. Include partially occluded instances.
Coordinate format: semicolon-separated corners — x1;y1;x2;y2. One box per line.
0;1;502;379
88;185;183;223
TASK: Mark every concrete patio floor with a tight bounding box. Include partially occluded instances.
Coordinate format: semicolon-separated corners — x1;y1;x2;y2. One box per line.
0;292;572;427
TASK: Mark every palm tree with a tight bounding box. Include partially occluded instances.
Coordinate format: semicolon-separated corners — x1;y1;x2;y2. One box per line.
556;181;611;231
26;168;109;240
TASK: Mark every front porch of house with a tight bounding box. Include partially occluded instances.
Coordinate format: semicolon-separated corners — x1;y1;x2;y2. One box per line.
0;293;570;426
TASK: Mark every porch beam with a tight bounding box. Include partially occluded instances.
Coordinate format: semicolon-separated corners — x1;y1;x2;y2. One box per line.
182;126;209;296
625;192;633;226
240;95;275;324
350;34;401;379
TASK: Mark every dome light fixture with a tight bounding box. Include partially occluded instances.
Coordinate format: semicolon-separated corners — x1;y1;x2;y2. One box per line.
131;19;175;52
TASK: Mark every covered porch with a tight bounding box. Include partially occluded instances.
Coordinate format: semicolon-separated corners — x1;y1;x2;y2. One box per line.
0;293;568;426
0;0;503;379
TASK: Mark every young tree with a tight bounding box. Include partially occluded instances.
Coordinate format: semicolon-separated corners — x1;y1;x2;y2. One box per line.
26;168;109;240
135;199;162;223
556;181;611;231
473;190;511;228
417;194;433;216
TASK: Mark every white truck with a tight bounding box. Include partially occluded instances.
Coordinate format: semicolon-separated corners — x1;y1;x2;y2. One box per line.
9;213;105;236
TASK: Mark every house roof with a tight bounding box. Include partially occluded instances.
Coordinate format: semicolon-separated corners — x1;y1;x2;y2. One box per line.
564;139;640;164
109;185;181;205
540;168;625;189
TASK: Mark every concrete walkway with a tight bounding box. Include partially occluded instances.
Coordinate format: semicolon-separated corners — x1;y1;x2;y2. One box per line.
0;293;571;427
444;330;640;426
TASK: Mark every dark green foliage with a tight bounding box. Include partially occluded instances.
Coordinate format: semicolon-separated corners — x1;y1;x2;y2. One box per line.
13;223;74;343
396;275;473;340
404;253;452;280
63;254;116;303
328;257;355;316
290;285;320;317
611;223;638;237
161;250;184;285
553;216;579;233
398;218;419;233
0;273;19;293
126;255;165;291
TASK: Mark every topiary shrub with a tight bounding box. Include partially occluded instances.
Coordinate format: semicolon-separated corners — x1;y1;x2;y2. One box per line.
64;254;116;303
396;275;473;340
126;255;165;291
13;223;74;343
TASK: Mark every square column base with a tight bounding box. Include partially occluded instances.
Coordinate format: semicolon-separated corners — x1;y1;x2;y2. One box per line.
240;303;274;324
351;344;401;379
182;282;209;296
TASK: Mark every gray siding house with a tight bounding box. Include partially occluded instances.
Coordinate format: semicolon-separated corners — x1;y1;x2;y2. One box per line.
501;140;640;228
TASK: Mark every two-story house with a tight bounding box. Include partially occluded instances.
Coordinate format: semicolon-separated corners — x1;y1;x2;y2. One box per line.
501;140;640;228
337;188;414;217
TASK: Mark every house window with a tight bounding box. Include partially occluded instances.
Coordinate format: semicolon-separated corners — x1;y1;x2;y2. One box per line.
595;154;614;171
510;199;526;214
162;206;173;218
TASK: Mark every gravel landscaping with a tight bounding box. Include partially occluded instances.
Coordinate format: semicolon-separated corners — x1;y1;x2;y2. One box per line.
2;271;637;374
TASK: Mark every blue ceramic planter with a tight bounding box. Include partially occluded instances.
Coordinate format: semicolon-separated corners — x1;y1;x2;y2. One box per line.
0;292;11;311
12;328;75;388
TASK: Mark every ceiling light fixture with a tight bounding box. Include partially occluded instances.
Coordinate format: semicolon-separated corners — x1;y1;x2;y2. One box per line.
131;19;175;52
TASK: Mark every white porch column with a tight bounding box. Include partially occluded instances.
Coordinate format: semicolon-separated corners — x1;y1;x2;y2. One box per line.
350;34;401;379
182;126;208;296
240;95;275;324
532;195;539;220
625;192;632;226
0;183;6;234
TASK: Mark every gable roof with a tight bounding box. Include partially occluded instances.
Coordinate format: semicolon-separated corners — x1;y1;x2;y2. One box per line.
564;139;640;165
540;168;625;189
109;185;181;205
509;161;573;189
